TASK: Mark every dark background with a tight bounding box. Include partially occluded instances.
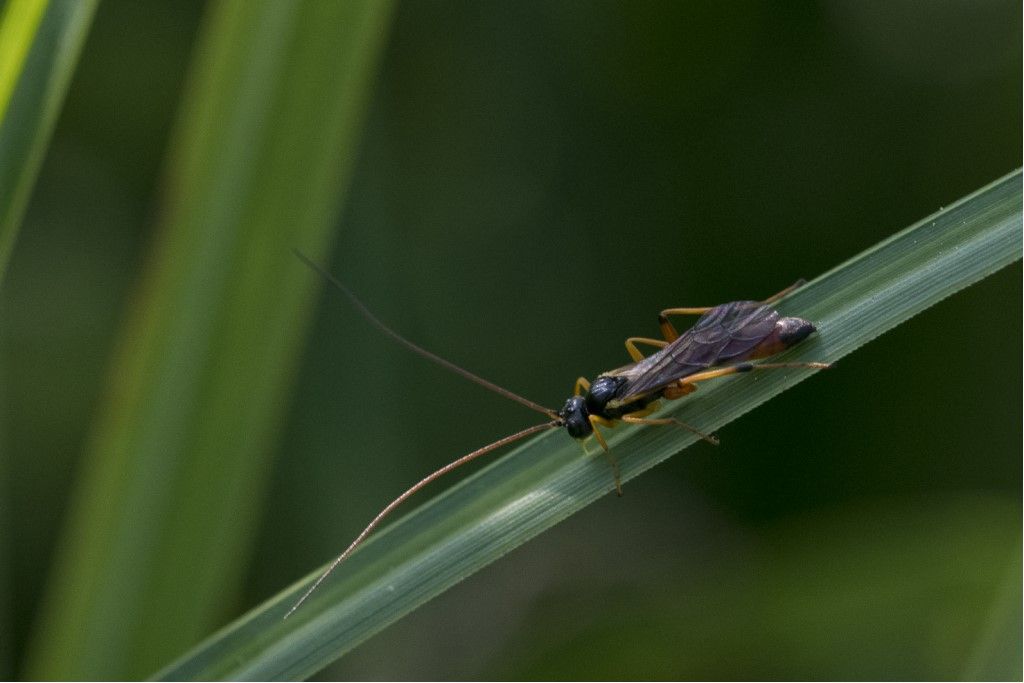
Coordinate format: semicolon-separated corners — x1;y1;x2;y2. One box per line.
4;0;1020;679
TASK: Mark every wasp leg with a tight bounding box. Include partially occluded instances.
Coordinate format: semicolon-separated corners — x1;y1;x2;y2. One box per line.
573;389;624;494
658;307;714;342
620;414;719;445
624;336;668;362
602;450;623;497
762;278;806;305
663;382;698;400
675;361;831;387
587;415;622;496
589;414;616;435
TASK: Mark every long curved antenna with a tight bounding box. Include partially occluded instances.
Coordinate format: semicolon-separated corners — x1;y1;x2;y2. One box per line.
294;250;559;420
284;420;558;619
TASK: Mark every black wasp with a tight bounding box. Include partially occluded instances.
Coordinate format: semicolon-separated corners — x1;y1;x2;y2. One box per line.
285;253;829;618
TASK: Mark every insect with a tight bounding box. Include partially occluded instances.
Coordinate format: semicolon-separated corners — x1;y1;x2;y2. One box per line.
285;251;829;618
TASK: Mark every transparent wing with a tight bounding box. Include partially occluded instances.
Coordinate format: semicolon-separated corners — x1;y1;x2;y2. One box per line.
607;300;779;400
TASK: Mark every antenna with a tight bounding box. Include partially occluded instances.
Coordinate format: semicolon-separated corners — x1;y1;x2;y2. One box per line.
293;250;558;419
285;251;565;617
283;420;557;618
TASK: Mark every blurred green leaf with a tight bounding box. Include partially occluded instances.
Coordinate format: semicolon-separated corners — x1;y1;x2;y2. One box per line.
155;171;1021;680
23;0;393;678
0;0;97;284
962;555;1023;681
493;495;1020;680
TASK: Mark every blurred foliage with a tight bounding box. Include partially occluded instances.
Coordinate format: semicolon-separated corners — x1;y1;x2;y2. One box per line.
0;0;1020;679
0;0;97;284
19;1;394;679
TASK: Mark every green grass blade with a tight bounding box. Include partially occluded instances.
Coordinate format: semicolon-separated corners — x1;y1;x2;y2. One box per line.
155;170;1022;681
0;0;97;284
962;555;1023;680
23;0;393;679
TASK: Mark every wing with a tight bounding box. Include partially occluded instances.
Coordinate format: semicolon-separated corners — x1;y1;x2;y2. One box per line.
605;301;779;402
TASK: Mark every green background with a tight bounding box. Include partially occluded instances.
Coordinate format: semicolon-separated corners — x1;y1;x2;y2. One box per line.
3;0;1020;679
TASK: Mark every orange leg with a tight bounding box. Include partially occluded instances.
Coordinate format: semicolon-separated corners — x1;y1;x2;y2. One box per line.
624;336;668;362
673;361;830;386
617;358;828;445
658;307;714;342
585;414;621;495
620;414;719;445
762;278;806;305
663;382;698;399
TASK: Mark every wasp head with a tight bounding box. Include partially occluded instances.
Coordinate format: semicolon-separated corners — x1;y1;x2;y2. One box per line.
557;395;592;438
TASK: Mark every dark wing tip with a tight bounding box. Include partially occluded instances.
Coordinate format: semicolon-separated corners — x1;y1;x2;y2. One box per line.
776;317;816;347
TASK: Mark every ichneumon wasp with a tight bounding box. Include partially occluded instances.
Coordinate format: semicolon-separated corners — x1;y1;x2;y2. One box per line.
285;251;829;618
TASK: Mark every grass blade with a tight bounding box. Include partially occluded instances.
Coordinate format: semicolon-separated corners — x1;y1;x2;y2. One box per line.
23;1;393;678
0;0;97;284
155;170;1021;680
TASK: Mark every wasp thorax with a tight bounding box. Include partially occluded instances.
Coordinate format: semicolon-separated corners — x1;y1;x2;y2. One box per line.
558;395;592;438
585;375;626;414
